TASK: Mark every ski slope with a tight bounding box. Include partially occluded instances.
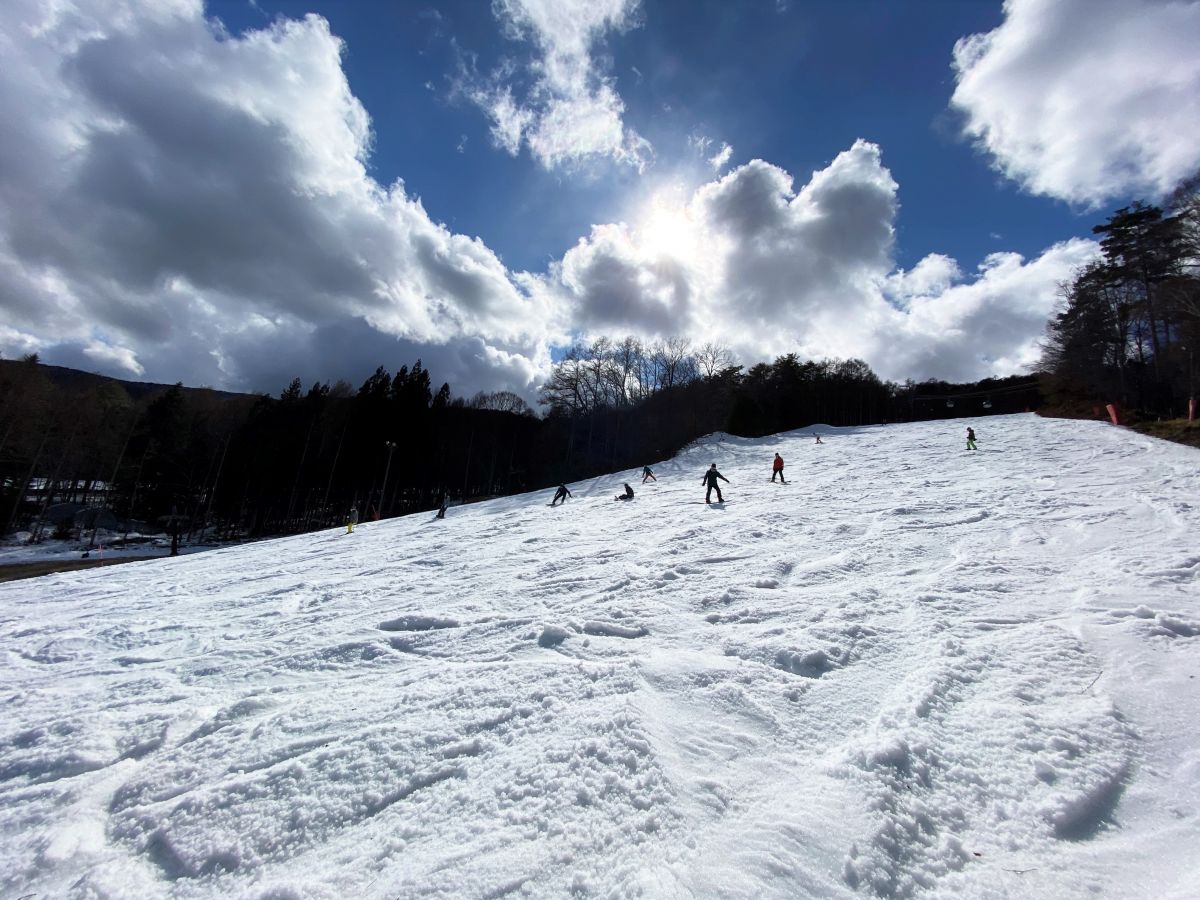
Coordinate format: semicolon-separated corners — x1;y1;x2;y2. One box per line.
1;413;1198;898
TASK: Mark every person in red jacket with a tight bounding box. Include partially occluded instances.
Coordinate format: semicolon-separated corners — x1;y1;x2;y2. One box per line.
772;452;787;483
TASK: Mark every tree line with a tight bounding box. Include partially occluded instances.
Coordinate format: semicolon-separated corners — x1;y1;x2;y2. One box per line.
1041;176;1200;418
0;357;541;543
537;336;1035;476
1;339;1033;545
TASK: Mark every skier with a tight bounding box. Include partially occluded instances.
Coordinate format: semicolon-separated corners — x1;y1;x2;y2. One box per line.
642;465;657;483
551;484;572;506
614;483;635;501
772;453;787;483
966;427;977;451
702;463;730;504
435;490;448;519
346;504;359;534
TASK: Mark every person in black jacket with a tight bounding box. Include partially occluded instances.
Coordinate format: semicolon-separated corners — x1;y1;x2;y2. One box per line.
551;484;572;506
702;464;730;503
614;483;634;501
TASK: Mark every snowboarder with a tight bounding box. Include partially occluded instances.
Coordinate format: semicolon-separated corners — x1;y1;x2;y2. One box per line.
642;465;657;483
702;463;730;503
614;483;635;501
346;505;359;534
814;434;823;444
551;484;572;506
966;427;977;451
436;490;449;519
772;453;787;483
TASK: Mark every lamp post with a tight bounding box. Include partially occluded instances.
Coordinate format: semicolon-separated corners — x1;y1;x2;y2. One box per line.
1187;345;1195;422
380;440;397;518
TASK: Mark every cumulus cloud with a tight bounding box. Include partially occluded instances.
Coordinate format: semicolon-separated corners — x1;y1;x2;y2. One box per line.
951;0;1200;205
0;0;1101;405
0;0;554;396
884;240;1100;378
462;0;651;170
534;141;1100;382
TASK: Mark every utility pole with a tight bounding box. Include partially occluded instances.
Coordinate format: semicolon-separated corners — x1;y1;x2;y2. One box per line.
1187;345;1195;422
379;440;397;518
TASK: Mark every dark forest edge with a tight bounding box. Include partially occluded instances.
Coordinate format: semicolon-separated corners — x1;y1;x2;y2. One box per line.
0;352;1034;548
1040;175;1199;424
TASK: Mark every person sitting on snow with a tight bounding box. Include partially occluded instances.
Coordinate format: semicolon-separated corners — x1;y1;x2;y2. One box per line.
614;483;635;501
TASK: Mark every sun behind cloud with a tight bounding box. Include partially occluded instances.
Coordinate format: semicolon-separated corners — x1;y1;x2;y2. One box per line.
635;189;698;261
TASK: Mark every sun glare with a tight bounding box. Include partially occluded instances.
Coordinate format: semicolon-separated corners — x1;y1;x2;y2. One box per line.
636;192;696;260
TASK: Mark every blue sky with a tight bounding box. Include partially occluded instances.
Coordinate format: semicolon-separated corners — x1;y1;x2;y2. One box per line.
2;0;1198;398
207;0;1084;272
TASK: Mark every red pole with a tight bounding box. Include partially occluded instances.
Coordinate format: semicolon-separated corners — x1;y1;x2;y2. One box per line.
1106;403;1121;425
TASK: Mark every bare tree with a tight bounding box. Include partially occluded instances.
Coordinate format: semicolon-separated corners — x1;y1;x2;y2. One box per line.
607;336;644;405
658;336;694;389
538;345;588;415
697;342;735;378
470;391;534;416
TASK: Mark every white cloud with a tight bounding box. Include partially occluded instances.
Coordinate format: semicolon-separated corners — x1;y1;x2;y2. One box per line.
951;0;1200;205
0;0;1102;405
708;142;733;171
884;240;1101;378
0;0;553;397
463;0;651;171
887;254;961;309
83;340;145;377
688;134;733;171
535;141;1101;383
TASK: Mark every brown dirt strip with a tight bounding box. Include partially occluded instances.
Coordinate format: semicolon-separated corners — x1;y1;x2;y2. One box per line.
0;556;165;583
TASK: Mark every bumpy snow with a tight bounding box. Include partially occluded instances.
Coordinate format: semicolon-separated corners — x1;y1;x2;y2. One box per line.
1;414;1198;898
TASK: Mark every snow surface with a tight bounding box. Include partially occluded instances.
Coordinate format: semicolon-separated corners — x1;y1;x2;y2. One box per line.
0;533;211;566
1;413;1198;898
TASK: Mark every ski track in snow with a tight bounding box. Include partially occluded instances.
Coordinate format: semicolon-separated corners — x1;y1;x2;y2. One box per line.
1;414;1198;898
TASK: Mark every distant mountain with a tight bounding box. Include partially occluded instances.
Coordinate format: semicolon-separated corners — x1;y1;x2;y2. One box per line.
0;358;253;402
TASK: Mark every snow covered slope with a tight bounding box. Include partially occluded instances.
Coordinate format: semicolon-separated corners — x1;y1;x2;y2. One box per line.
2;413;1198;898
